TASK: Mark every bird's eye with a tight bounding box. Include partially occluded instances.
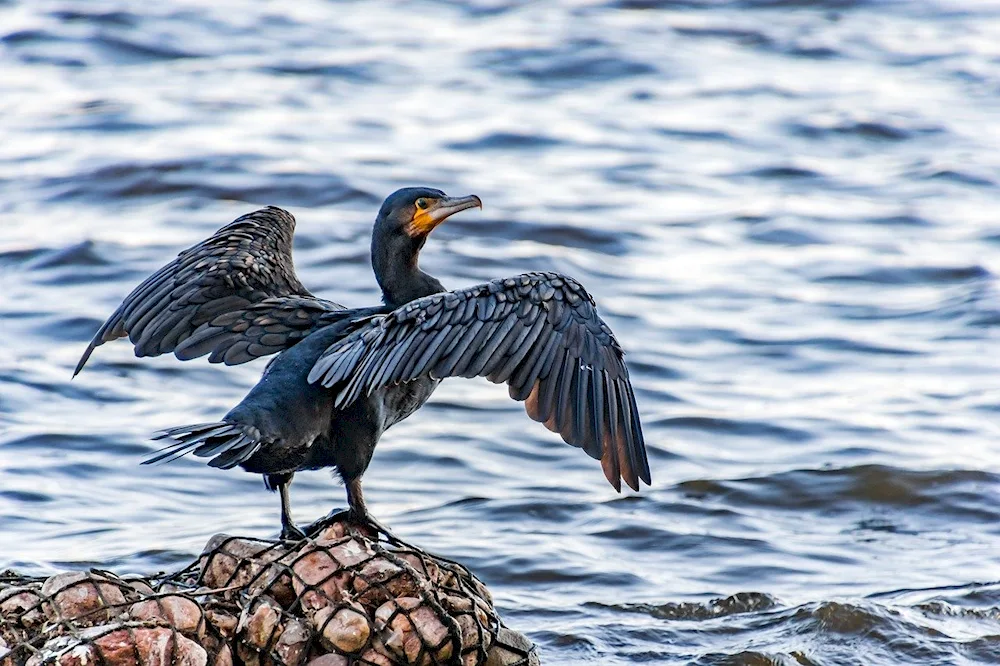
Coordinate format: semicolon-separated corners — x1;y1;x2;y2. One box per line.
415;198;429;210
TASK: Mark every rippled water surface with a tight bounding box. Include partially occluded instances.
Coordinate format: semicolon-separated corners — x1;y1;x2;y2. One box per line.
3;0;1000;663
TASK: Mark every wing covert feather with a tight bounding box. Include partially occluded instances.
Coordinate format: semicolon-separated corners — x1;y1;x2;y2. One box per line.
308;271;650;491
75;206;344;374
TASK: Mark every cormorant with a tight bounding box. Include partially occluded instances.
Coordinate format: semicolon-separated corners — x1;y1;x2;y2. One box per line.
74;188;651;538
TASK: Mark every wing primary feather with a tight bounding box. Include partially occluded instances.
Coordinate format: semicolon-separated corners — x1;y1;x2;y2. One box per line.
609;378;636;490
625;381;651;484
537;349;567;429
554;354;578;445
600;373;622;491
574;366;593;455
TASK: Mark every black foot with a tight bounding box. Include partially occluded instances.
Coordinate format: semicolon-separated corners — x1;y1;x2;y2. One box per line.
279;522;308;542
304;508;400;542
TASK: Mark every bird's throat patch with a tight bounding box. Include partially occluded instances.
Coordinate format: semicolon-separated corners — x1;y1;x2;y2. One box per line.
406;210;439;237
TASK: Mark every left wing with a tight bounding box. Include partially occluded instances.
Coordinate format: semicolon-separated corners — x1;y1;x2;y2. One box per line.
307;272;650;492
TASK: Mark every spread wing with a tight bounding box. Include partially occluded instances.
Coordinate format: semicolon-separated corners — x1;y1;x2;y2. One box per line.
74;206;344;375
308;272;650;492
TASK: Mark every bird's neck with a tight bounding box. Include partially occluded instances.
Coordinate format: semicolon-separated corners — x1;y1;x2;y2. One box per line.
372;234;445;308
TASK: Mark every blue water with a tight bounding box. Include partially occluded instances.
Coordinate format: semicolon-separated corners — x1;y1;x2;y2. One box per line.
2;1;1000;663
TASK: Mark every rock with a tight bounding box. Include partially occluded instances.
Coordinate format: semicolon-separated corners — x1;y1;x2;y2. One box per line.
442;596;491;653
0;588;46;628
313;523;348;545
273;618;310;666
200;536;288;593
374;597;454;665
213;643;233;666
0;635;12;666
485;628;538;666
41;573;127;625
28;628;207;666
241;598;282;651
397;553;441;586
290;539;374;611
304;654;349;666
205;608;239;638
353;558;421;607
312;603;370;654
356;644;396;666
130;595;205;637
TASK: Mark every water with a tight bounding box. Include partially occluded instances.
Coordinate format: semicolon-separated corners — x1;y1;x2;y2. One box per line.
2;0;1000;663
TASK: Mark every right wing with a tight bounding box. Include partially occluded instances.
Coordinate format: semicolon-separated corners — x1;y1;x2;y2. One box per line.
74;206;343;375
308;272;650;492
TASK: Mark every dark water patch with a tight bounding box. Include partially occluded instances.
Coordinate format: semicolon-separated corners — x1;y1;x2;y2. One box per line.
0;490;51;503
653;416;814;443
50;9;138;27
474;43;656;83
697;84;801;99
656;127;738;142
1;433;149;457
447;216;638;255
814;264;990;285
40;158;375;207
691;651;798;666
1;29;61;45
479;500;592;523
865;213;932;227
737;333;919;356
0;247;49;266
91;34;199;63
742;166;824;180
2;30;197;67
785;45;840;60
597;592;779;621
483;558;643;587
746;225;825;246
616;0;867;9
925;170;995;188
446;132;563;151
261;62;380;82
30;316;106;342
673;26;773;48
26;240;108;269
679;466;1000;518
625;357;686;380
787;120;920;142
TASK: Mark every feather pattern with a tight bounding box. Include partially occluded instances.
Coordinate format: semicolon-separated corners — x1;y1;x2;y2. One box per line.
74;207;344;376
145;422;264;469
307;271;650;491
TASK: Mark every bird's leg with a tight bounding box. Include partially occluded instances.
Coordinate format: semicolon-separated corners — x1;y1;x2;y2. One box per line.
276;478;306;541
345;477;368;521
345;477;398;541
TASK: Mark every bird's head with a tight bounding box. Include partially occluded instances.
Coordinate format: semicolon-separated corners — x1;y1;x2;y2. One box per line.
375;187;482;241
371;187;482;306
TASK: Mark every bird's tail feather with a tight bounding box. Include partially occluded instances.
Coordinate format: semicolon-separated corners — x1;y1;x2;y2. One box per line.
145;422;264;469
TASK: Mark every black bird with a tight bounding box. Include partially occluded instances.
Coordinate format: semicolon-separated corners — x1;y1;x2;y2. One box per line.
75;188;651;538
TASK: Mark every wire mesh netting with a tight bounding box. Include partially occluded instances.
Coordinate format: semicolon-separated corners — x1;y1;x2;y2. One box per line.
0;520;538;666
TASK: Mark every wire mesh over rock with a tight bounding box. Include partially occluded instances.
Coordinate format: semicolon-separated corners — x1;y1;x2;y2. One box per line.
0;521;538;666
